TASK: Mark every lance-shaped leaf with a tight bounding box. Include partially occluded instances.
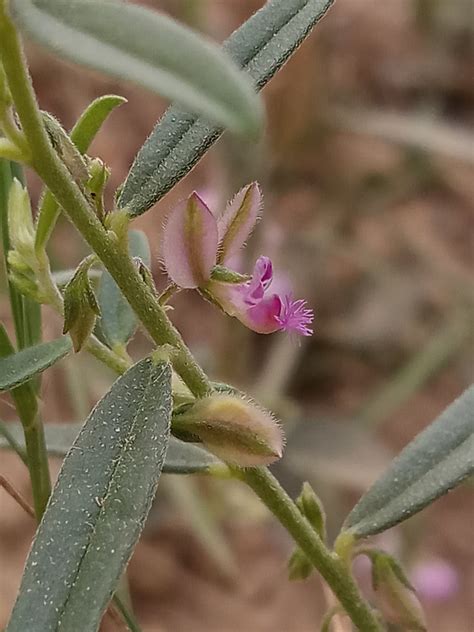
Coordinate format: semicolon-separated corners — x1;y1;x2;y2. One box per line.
98;230;150;347
0;421;222;474
118;0;334;216
0;336;72;391
11;0;262;137
7;358;172;632
342;386;474;538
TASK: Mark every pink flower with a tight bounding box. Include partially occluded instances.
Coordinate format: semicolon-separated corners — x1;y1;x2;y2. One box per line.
162;183;314;336
209;256;313;336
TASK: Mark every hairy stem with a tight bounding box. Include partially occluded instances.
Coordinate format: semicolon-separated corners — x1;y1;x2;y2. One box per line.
240;467;383;631
0;8;382;630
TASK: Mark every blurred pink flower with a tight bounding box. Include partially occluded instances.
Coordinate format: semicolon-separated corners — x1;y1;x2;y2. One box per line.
411;559;459;602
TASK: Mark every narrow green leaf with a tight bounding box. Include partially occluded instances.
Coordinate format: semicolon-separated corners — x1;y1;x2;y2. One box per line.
11;0;262;138
70;94;127;153
0;422;221;474
0;336;72;391
343;386;474;537
7;358;172;632
98;230;150;347
118;0;334;216
35;94;126;251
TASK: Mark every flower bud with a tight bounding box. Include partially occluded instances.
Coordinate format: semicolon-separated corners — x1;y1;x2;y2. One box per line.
86;157;110;221
163;193;218;289
217;182;262;264
288;549;313;581
63;258;100;352
172;393;284;466
372;552;427;631
8;179;35;261
296;482;326;541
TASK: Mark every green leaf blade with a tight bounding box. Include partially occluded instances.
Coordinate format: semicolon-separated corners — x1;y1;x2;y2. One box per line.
69;94;127;153
11;0;262;137
98;230;150;347
118;0;334;216
7;358;172;632
0;335;72;392
343;387;474;538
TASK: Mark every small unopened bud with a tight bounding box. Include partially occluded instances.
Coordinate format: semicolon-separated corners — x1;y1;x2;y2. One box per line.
217;182;262;264
8;179;35;260
86;158;110;221
136;258;156;294
296;482;326;541
163;193;218;289
288;549;313;581
172;393;284;466
372;552;427;631
63;258;100;352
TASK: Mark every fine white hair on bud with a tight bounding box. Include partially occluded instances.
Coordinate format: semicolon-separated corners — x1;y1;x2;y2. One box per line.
173;393;284;467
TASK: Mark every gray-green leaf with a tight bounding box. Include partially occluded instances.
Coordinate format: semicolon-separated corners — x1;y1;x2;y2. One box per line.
343;386;474;538
7;358;172;632
1;422;221;474
11;0;262;137
0;336;72;391
98;230;150;347
118;0;334;216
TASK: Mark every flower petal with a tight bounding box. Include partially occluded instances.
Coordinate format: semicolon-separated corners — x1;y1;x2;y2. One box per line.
217;182;262;264
243;255;273;305
163;192;218;288
241;294;282;334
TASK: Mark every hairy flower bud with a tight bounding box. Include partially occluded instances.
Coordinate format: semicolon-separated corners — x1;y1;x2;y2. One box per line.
172;394;284;466
372;552;427;631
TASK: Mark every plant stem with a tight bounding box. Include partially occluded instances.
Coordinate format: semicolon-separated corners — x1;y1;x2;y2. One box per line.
0;6;211;397
240;467;383;631
0;316;50;522
0;10;382;630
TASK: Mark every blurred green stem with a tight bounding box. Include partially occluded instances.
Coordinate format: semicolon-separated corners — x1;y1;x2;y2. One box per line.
239;467;382;631
0;325;51;518
0;8;383;630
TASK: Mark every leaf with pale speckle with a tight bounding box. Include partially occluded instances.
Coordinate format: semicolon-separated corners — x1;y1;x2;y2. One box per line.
7;357;172;632
0;335;72;392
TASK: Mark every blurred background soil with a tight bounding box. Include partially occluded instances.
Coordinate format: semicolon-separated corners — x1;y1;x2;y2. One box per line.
1;1;473;630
